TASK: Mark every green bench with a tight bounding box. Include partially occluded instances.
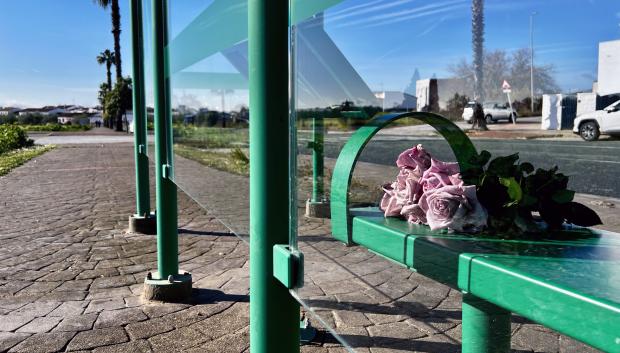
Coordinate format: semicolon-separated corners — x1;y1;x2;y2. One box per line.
330;112;620;353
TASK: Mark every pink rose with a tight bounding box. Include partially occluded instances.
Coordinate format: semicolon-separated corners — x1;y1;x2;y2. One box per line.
420;158;463;193
380;167;426;217
396;144;431;171
418;185;487;232
401;203;427;224
380;182;405;217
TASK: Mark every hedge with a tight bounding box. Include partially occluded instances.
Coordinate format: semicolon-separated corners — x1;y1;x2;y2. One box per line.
0;125;33;155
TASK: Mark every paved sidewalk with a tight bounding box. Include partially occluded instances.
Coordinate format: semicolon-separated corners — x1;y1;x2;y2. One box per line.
0;144;255;353
0;142;606;352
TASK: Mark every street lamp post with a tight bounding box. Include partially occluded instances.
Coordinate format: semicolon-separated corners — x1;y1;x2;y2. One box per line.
530;12;537;113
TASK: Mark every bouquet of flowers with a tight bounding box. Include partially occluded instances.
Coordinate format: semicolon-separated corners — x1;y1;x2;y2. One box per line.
380;144;602;236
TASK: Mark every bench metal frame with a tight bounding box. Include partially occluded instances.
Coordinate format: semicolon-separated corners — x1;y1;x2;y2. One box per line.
330;112;620;352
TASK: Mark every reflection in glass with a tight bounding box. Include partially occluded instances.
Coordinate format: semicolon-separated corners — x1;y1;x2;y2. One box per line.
290;0;620;351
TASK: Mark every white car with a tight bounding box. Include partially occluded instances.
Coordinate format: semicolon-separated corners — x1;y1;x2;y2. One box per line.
462;101;518;124
573;100;620;141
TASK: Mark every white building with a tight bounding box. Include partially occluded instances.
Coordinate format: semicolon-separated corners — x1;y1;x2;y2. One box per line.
0;107;19;116
416;78;473;111
373;91;417;111
597;39;620;96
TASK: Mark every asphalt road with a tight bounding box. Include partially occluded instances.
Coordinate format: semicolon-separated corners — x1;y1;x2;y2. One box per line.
316;137;620;198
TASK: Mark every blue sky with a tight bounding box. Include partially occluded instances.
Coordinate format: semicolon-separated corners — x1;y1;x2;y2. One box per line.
0;0;618;107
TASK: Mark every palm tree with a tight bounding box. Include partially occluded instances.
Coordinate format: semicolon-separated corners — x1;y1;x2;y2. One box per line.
93;0;122;81
93;0;124;131
471;0;488;130
96;49;115;89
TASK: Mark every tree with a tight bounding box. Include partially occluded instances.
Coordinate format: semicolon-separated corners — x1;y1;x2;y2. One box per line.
93;0;124;131
103;77;132;132
441;93;470;121
93;0;122;81
98;82;110;127
471;0;487;130
96;49;115;90
449;49;559;103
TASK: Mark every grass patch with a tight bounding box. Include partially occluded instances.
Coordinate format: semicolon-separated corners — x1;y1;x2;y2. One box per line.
0;145;55;176
175;143;383;205
174;144;250;176
173;126;248;149
23;124;90;132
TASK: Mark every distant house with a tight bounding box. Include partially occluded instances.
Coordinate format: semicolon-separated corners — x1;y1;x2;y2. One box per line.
17;108;43;116
575;39;620;116
18;106;65;116
373;91;417;111
0;107;19;116
598;39;620;96
57;112;93;125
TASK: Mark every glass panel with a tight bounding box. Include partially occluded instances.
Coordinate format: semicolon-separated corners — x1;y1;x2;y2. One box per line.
142;0;156;164
167;0;250;242
291;1;620;352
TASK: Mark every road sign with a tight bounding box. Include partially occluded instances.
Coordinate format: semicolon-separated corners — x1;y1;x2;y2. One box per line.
502;80;511;90
503;89;512;93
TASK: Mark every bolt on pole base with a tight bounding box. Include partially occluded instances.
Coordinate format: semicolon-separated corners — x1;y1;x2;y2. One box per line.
142;271;192;303
305;199;331;219
128;213;157;235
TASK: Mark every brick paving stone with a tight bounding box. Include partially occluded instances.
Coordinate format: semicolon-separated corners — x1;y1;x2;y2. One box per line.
93;307;148;328
147;325;209;352
54;313;98;332
8;331;75;353
54;280;92;292
91;339;152;353
0;315;34;332
84;298;126;313
65;327;128;351
47;301;87;317
125;317;175;340
0;332;31;352
16;316;62;333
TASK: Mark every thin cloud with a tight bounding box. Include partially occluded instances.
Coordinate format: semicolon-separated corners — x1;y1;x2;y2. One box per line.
326;0;419;25
416;16;448;38
331;0;468;29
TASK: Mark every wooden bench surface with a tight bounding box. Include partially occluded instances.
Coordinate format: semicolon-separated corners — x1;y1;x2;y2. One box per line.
350;207;620;352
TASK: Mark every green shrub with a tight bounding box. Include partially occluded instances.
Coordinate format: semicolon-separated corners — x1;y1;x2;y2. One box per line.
0;125;33;155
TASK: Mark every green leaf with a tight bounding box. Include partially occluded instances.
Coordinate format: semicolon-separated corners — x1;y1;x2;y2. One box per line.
514;214;540;233
539;201;565;230
499;177;522;205
562;202;603;227
520;194;538;207
469;150;492;167
519;162;534;174
487;154;520;176
551;189;575;204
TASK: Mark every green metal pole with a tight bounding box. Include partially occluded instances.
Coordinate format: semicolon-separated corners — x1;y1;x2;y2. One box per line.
311;116;324;202
462;294;511;353
152;0;178;278
130;0;151;217
249;0;300;351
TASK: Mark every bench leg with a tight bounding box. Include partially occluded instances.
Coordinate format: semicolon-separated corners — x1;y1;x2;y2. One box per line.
462;294;511;353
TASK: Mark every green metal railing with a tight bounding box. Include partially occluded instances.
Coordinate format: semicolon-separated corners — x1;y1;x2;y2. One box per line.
248;0;300;352
130;0;151;218
151;0;178;279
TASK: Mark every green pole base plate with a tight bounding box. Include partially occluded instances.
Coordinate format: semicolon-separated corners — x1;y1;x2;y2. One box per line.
142;271;192;303
305;199;331;219
300;317;317;345
128;212;157;235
